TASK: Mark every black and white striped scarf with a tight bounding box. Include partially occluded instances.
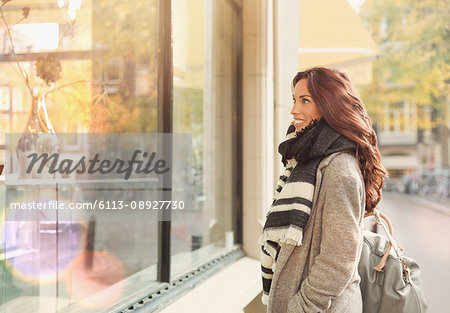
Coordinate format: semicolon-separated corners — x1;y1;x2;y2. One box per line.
258;118;356;304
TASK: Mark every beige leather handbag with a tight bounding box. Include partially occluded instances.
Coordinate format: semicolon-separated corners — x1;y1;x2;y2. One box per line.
358;208;428;313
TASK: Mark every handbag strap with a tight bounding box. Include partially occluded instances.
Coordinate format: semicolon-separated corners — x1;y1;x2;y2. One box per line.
364;208;410;277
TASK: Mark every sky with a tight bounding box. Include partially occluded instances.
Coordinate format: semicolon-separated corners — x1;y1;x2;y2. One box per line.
347;0;366;13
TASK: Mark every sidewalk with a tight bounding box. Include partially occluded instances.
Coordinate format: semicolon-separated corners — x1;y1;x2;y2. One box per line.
383;191;450;216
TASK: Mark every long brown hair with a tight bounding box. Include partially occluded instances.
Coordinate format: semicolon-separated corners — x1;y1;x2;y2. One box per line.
293;67;388;214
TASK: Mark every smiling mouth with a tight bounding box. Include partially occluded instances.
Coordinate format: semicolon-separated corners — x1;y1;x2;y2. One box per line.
294;119;306;125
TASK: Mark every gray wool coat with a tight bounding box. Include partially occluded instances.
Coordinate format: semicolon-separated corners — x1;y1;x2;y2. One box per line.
266;151;365;313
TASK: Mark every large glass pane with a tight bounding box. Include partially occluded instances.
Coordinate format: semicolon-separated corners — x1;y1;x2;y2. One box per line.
171;0;238;278
0;1;160;312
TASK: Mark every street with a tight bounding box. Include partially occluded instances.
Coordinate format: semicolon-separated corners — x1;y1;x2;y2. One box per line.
376;192;450;313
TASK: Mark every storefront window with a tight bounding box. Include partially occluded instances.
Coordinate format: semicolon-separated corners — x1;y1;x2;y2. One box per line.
0;1;161;311
0;0;241;312
171;0;239;278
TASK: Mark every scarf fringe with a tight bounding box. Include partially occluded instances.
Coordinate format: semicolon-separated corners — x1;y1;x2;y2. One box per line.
262;293;269;305
258;226;304;252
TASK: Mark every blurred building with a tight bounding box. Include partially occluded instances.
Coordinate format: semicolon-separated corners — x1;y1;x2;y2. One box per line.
375;94;450;178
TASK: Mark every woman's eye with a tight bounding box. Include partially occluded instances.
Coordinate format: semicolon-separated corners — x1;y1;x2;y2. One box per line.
302;98;310;104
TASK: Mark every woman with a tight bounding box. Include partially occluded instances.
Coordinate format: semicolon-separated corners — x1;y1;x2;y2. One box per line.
259;67;387;313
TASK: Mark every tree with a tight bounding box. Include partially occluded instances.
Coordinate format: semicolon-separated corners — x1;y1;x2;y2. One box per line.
91;0;159;133
359;0;449;130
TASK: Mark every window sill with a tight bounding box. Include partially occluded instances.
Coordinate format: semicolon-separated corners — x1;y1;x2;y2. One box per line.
157;256;261;313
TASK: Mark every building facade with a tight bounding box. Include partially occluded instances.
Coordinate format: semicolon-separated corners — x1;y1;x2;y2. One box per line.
0;1;389;312
377;99;449;178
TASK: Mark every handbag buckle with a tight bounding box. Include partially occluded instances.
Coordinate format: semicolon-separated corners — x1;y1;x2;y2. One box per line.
373;209;382;225
403;265;411;283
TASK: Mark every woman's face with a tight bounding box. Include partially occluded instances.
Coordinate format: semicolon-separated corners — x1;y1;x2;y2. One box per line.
291;79;323;131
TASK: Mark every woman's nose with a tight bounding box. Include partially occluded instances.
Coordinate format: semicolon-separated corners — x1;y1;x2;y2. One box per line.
290;102;300;115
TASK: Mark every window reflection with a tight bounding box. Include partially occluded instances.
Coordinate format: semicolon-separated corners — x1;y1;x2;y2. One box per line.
0;0;240;311
171;0;237;278
1;1;160;311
